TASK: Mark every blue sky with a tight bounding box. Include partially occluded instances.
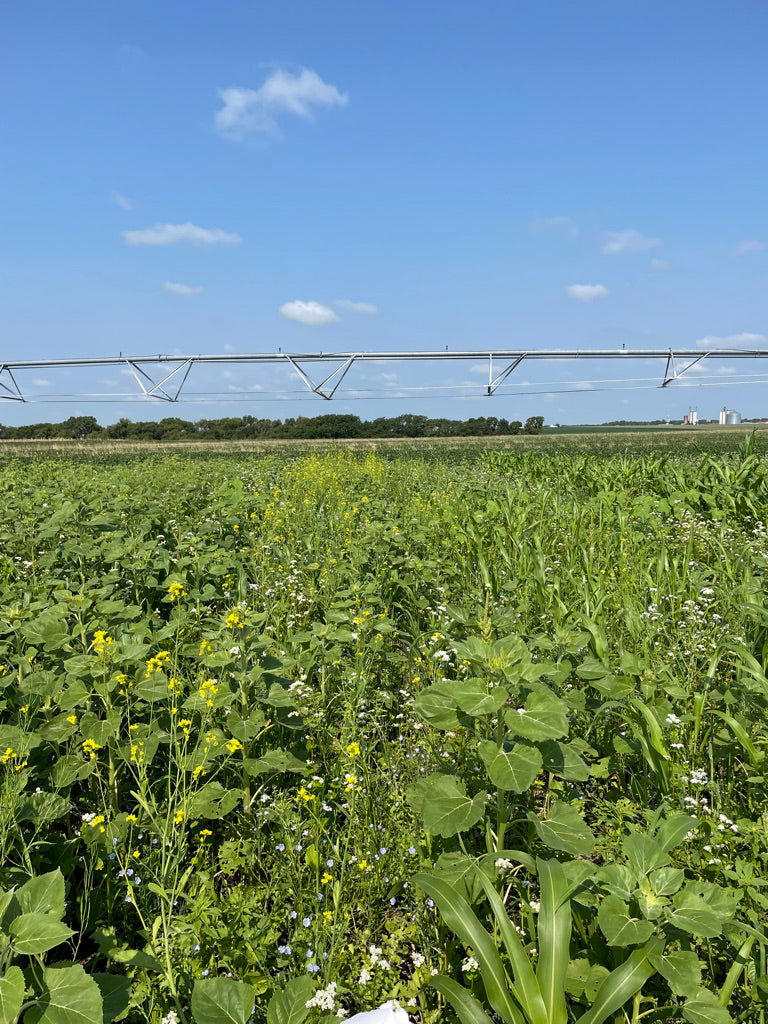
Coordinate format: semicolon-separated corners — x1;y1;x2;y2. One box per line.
2;0;767;426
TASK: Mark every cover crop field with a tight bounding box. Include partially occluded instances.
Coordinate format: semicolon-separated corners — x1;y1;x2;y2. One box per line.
1;437;768;1024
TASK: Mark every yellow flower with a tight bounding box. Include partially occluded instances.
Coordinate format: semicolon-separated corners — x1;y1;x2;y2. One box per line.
358;860;371;873
174;810;185;825
346;741;361;757
167;582;187;602
297;786;313;802
323;910;333;921
126;814;138;824
82;738;102;760
2;747;16;765
321;872;333;884
92;630;113;654
344;774;357;792
67;714;77;725
20;705;29;714
192;766;204;780
132;850;140;859
199;640;212;656
226;738;243;754
225;611;243;630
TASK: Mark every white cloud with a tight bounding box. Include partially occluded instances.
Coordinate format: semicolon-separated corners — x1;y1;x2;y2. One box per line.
335;299;378;315
163;281;203;296
649;258;669;272
32;379;51;387
733;239;766;255
280;300;339;326
565;283;608;303
123;223;241;246
528;215;579;239
603;229;660;256
215;68;348;139
112;192;132;210
695;332;768;349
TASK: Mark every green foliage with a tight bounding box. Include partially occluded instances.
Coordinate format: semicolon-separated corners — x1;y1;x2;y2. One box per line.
1;444;768;1022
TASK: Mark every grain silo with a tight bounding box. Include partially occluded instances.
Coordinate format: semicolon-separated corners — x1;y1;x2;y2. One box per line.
725;410;742;425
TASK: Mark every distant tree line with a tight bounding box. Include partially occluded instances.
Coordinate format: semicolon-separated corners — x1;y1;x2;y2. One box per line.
0;413;545;441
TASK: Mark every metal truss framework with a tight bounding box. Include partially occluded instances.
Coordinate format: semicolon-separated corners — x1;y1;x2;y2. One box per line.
2;348;768;402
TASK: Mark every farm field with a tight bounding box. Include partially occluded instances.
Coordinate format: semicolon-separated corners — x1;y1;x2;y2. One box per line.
1;436;768;1024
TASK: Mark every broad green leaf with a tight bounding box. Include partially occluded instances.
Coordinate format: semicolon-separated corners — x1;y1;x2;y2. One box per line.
414;682;461;730
428;976;497;1024
565;960;610;1002
266;975;315;1024
52;757;95;788
454;679;510;717
17;793;71;824
506;691;569;742
93;975;132;1024
667;890;726;938
598;896;656;946
488;744;543;793
683;988;734;1024
597;865;635;901
528;803;595;856
192;978;255;1024
414;873;522;1024
649;951;702;997
540;740;589;781
407;775;486;837
18;870;65;918
244;749;307;775
25;964;103;1024
622;834;669;878
0;966;25;1024
575;938;663;1024
649;867;685;896
107;949;162;971
654;814;698;853
9;913;74;955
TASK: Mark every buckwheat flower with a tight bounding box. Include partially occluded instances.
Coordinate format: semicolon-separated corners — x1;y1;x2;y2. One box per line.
462;956;479;971
666;713;681;726
412;952;426;968
690;768;709;786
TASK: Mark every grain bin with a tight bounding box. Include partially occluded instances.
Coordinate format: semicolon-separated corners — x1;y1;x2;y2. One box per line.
725;411;742;425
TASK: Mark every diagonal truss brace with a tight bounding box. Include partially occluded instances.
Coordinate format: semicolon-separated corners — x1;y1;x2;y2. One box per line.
662;349;709;388
125;359;194;402
285;354;357;400
487;353;527;395
0;365;25;401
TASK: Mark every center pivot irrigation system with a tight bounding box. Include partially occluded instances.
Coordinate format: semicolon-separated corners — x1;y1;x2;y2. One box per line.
1;347;768;404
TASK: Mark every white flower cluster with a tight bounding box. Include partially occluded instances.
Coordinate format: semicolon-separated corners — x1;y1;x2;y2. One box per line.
306;981;337;1012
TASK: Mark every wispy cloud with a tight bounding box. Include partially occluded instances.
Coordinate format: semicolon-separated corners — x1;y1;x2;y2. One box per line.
733;239;766;256
695;332;768;349
335;299;378;315
124;223;241;246
528;215;579;239
649;258;669;272
112;192;132;210
163;281;203;297
603;229;660;256
216;68;348;139
32;379;51;387
565;283;608;303
280;300;339;326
